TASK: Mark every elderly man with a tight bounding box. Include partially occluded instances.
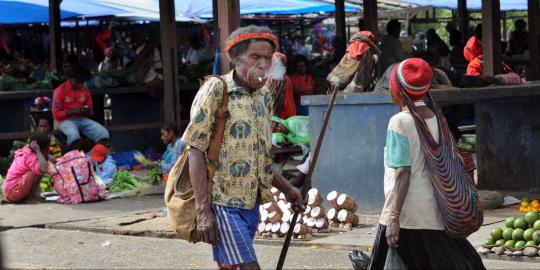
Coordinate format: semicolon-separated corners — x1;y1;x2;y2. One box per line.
182;25;305;270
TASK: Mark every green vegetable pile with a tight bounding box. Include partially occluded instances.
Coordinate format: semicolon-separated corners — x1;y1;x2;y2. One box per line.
457;134;476;151
147;168;161;185
109;170;145;193
39;174;54;192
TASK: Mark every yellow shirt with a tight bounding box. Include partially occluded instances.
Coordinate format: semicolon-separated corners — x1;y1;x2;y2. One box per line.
182;71;274;210
49;135;62;158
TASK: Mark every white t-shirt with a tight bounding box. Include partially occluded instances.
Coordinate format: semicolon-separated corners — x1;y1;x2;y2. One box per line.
379;110;445;230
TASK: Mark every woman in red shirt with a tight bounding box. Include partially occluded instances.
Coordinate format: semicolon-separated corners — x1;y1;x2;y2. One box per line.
290;55;314;115
290;55;315;95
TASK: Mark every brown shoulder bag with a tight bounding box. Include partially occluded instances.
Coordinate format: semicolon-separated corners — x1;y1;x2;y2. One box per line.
164;76;229;243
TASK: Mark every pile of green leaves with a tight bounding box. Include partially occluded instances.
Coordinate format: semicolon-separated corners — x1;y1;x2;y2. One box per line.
146;168;161;185
109;170;145;193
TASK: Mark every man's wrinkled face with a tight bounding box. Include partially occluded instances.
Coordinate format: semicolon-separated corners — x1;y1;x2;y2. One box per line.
235;40;274;90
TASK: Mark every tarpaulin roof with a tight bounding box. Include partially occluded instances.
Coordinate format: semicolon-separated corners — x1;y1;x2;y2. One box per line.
401;0;528;11
0;0;128;24
0;0;359;24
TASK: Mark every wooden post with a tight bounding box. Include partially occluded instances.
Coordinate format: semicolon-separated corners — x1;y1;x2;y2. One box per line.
457;0;469;40
529;0;540;80
482;0;502;76
159;0;180;123
49;0;62;71
363;0;378;37
335;0;346;46
218;0;240;75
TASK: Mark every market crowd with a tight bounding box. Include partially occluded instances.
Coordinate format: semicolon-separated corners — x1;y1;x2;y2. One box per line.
0;16;532;270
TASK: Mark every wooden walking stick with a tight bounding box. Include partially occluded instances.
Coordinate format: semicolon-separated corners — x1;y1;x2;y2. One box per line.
276;86;340;270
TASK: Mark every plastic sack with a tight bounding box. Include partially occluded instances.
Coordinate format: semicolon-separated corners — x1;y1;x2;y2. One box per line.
384;248;407;270
272;133;287;146
349;249;370;270
284;116;310;145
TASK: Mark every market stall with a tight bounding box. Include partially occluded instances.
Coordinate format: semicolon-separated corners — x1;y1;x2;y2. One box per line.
303;82;540;211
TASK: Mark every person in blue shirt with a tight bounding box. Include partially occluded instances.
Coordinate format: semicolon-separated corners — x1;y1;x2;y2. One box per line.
89;144;117;187
149;122;185;174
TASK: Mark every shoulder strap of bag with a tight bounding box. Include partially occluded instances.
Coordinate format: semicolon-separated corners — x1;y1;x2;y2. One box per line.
204;75;230;176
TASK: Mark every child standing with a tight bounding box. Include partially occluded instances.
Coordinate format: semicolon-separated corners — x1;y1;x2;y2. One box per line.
89;144;117;187
2;133;50;203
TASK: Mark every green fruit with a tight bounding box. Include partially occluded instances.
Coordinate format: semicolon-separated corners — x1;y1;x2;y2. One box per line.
533;230;540;242
525;212;540;226
505;217;516;228
484;237;495;246
504;240;516;249
495;239;506;246
515;240;527;250
491;228;503;240
513;228;525;241
526;240;538;247
514;218;528;230
524;228;535;241
534;220;540;231
503;228;514;241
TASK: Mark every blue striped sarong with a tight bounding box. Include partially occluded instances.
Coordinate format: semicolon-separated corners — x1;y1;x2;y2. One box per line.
212;204;259;266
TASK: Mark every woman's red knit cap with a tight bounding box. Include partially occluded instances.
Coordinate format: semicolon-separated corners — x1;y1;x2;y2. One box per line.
390;58;433;101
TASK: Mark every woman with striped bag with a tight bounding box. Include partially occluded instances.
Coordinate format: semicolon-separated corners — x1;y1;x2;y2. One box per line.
368;58;484;270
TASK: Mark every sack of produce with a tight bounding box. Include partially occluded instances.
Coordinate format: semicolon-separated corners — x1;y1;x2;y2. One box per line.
284;116;310;145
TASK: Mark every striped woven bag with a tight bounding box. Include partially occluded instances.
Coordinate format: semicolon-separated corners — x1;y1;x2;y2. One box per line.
403;92;483;238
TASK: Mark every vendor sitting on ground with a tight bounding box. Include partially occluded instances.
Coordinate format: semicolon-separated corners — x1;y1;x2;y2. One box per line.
52;64;110;150
89;144;117;187
36;116;63;159
2;133;49;203
148;122;185;174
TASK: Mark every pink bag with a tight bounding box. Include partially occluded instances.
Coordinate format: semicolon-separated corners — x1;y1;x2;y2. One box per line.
48;150;107;204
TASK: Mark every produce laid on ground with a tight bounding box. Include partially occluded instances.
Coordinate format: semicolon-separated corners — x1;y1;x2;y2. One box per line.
108;170;145;193
257;187;360;240
519;197;540;213
39;174;54;192
479;211;540;257
146;168;161;185
457;134;476;151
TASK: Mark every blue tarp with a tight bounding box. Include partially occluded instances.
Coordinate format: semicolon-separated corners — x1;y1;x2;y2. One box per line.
179;0;358;18
405;0;528;11
0;1;77;24
0;0;128;24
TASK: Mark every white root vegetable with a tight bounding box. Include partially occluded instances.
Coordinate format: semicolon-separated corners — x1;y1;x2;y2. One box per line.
327;208;339;222
307;188;323;206
326;191;340;209
337;209;357;224
336;194;358;212
315;218;329;229
280;222;291;235
268;211;283;224
293;223;310;235
310;206;326;219
258;223;267;234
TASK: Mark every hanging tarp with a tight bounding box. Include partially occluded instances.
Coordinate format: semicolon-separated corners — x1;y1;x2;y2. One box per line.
0;0;127;24
0;1;77;24
400;0;528;11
